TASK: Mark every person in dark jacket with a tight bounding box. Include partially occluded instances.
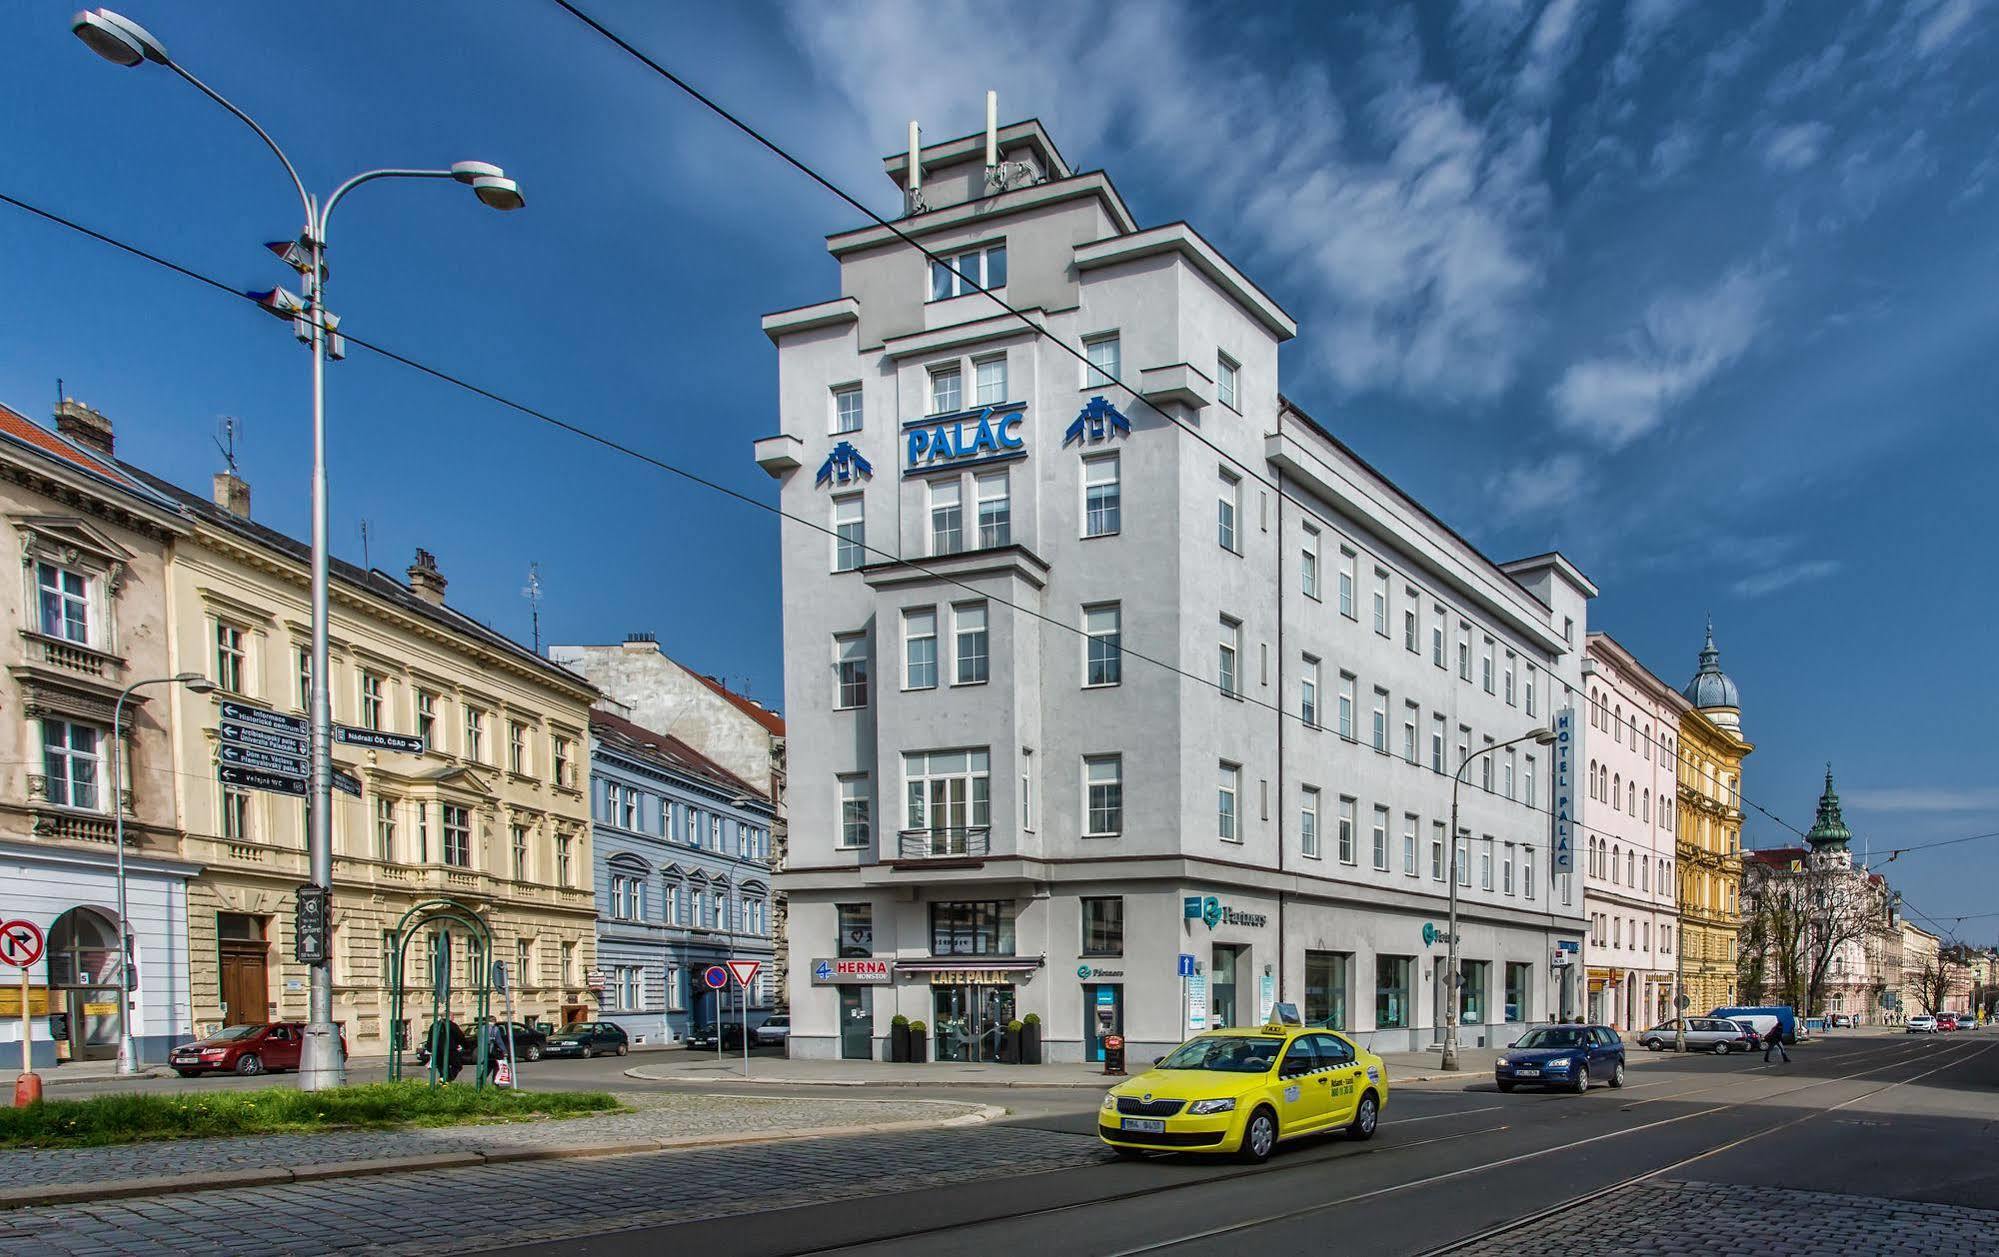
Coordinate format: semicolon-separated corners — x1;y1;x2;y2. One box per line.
428;1018;471;1082
1762;1023;1790;1063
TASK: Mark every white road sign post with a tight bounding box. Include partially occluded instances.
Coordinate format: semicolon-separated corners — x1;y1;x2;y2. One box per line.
3;919;48;1103
728;960;761;1078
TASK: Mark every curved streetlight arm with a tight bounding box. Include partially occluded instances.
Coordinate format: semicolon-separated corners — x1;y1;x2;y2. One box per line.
159;58;312;225
316;168;460;244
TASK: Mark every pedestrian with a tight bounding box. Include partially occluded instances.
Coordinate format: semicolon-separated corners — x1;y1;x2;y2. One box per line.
1762;1023;1790;1063
482;1019;507;1084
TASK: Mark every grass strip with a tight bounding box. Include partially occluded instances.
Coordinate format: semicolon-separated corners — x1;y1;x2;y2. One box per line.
0;1082;623;1149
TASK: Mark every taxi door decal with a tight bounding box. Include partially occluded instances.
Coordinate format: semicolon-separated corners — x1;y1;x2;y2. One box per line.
1283;1083;1301;1103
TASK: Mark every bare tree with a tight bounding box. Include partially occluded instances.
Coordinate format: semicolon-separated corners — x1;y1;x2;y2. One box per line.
1739;854;1883;1014
1910;956;1954;1015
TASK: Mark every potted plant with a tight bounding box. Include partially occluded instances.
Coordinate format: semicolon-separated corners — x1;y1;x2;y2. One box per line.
888;1013;909;1063
1021;1012;1042;1064
908;1020;928;1063
1005;1019;1025;1063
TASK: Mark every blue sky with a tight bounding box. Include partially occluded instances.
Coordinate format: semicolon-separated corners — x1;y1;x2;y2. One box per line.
3;1;1995;939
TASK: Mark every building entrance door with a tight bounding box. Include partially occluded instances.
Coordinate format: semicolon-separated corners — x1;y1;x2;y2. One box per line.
1210;945;1241;1029
216;913;270;1028
932;984;1016;1061
838;986;872;1060
46;907;122;1060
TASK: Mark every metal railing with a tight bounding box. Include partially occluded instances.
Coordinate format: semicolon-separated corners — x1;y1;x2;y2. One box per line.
897;826;991;860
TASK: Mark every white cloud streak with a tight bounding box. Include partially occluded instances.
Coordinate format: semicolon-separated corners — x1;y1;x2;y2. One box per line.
1729;558;1840;597
1486;452;1588;520
1763;121;1832;172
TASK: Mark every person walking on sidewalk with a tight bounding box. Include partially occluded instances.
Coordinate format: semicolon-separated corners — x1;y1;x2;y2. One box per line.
1762;1024;1790;1063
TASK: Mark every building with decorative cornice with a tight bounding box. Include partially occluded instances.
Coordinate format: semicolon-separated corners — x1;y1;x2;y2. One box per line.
1675;623;1753;1014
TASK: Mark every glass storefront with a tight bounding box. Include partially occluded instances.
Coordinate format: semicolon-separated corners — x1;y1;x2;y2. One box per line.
1459;960;1489;1024
1376;955;1411;1029
1505;962;1532;1023
1305;950;1350;1029
932;983;1015;1062
1210;944;1241;1028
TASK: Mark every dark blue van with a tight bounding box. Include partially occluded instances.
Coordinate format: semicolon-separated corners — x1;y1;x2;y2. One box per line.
1710;1005;1800;1044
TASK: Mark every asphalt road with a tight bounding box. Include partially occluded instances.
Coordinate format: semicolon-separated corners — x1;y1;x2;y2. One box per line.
476;1029;1999;1257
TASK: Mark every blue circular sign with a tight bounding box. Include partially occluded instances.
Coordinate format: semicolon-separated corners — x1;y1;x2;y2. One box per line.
702;964;730;990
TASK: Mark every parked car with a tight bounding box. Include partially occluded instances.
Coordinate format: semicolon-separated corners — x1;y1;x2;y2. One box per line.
1905;1015;1938;1033
1729;1019;1764;1051
1710;1005;1800;1043
169;1022;347;1077
419;1021;548;1065
1827;1013;1855;1028
1495;1024;1626;1093
541;1021;630;1059
686;1020;749;1051
753;1014;791;1047
1638;1017;1746;1054
1936;1012;1961;1032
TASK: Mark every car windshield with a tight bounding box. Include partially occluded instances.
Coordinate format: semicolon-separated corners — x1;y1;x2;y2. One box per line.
1513;1027;1589;1049
205;1024;264;1042
1156;1035;1283;1073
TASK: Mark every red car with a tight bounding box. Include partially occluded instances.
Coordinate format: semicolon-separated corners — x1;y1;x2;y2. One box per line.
169;1022;347;1077
1936;1013;1961;1032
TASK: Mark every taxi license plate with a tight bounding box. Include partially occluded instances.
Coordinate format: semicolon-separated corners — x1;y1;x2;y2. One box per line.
1121;1118;1166;1133
1515;1068;1541;1077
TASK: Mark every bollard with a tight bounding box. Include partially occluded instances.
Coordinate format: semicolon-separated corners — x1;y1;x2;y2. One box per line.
14;1071;43;1107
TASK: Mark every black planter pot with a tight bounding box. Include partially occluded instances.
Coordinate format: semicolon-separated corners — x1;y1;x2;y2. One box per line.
888;1024;909;1063
910;1033;928;1064
1022;1021;1042;1065
1005;1027;1023;1063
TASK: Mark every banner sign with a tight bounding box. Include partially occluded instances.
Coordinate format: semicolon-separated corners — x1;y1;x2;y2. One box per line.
810;958;892;986
902;401;1027;475
1553;705;1577;874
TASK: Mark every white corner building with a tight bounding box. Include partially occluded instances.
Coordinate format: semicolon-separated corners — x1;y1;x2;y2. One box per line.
756;115;1592;1065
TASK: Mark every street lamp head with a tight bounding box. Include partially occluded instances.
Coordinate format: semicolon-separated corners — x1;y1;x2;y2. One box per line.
174;672;215;693
71;8;168;67
449;160;504;184
470;175;525;212
1530;727;1557;746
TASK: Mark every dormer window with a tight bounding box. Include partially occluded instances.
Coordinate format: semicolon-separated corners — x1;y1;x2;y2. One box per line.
929;243;1006;301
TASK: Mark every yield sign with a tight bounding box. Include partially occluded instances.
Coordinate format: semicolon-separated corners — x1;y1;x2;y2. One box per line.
0;919;45;969
726;959;761;989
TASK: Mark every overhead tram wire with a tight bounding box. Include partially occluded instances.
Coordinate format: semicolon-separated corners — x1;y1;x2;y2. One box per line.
0;184;1879;881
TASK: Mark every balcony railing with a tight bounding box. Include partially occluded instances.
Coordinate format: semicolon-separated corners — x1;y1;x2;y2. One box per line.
897;826;991;860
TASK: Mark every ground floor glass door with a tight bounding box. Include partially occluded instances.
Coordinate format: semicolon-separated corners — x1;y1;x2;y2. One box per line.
839;986;872;1060
933;984;1016;1062
1210;945;1240;1029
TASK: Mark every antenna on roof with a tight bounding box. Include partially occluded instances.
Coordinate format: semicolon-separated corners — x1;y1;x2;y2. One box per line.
56;377;63;410
905;119;927;216
359;518;371;570
523;561;543;655
213;416;241;476
981;91;1035;194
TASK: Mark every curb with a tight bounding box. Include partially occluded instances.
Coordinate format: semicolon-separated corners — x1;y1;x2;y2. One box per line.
0;1101;1004;1211
37;1068;174;1089
625;1066;1112;1090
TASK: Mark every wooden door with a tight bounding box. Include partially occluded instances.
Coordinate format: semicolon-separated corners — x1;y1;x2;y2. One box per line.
221;948;269;1026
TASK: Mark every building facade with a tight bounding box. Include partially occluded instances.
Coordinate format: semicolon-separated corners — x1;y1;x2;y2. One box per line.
1675;625;1753;1014
1897;921;1942;1018
0;400;200;1068
549;636;789;1004
1580;633;1686;1031
133;455;599;1053
588;709;776;1044
755;117;1588;1065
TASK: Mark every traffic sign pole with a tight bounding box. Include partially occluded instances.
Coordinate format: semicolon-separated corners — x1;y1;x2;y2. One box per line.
725;959;761;1079
3;919;48;1105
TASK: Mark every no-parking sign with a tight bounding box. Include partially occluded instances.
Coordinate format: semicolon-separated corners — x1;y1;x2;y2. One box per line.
701;964;730;990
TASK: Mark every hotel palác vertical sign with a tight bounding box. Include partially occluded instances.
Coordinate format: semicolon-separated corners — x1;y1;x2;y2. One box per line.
1552;706;1577;874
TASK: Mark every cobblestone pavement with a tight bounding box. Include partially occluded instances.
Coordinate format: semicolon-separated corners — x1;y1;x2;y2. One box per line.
1453;1179;1999;1255
0;1124;1103;1255
0;1092;980;1188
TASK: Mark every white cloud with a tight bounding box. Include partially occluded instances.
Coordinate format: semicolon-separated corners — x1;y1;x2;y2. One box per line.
1729;558;1840;597
1763;121;1832;172
1648;124;1702;181
1516;0;1592;103
1550;265;1772;447
785;0;1552;405
1486;452;1588;520
1843;786;1999;813
1912;0;1978;58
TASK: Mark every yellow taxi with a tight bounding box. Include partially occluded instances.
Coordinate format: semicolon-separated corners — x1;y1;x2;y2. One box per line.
1098;1022;1388;1162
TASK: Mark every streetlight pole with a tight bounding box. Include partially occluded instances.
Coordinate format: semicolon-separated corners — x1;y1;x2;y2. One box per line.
111;673;214;1074
1442;726;1555;1072
72;8;524;1091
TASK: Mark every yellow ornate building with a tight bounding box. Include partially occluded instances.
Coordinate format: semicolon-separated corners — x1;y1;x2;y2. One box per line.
134;462;599;1054
1676;623;1752;1013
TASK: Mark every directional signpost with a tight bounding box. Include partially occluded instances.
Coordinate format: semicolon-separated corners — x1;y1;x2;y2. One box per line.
728;960;761;1078
335;725;426;754
218;764;307;797
3;919;47;1104
217;702;308;798
702;965;730;1064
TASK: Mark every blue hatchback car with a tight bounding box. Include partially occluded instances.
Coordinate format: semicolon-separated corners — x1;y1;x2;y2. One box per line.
1495;1024;1626;1093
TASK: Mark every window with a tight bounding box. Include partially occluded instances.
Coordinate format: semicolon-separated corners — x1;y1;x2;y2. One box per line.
1503;842;1515;895
296;646;312;711
510;824;528;880
1431;715;1445;772
1083;453;1121;537
1404;597;1418;653
613;965;643;1011
1481;637;1495;693
833;494;866;572
221;788;251;842
1084;333;1120;388
904;749;992;852
1431;821;1446;881
1504;750;1516;800
1458;625;1472;681
1376;955;1412;1029
1084;755;1123;836
1338;673;1355;739
554;836;572;887
35;562;90;643
930;478;963;554
621;786;638;831
834;633;870;709
512;721;533;775
442;804;472;868
1084;603;1122;686
1305;951;1350;1029
1217;353;1240;408
1082;897;1124;957
1525;665;1538;717
215;622;247;694
413;802;429;862
1217;762;1240;842
463;706;485;762
930;243;1006;300
1504;653;1516;705
971;353;1009;404
832;384;863;434
1372;570;1389;636
1458;725;1471;774
375;800;397;861
1524;847;1536;899
928;363;963;415
1402;813;1418;876
1525;756;1537;808
930;901;1015;956
1301;526;1320;599
976;472;1011;547
1370;688;1388;752
1021;752;1035;833
417;691;438;748
1457;831;1471;885
553;735;574;788
1563;616;1574;643
1402;703;1419;763
1480;836;1494;890
904;608;938;690
1460;960;1489;1024
1432;607;1446;668
953;603;989;684
1338;549;1356;617
1217;470;1240;552
1218;617;1241;697
1300;787;1321;858
1338;796;1357;864
355;672;384;731
1482;741;1494;791
41;719;101;810
1372;805;1390;871
837;903;873;957
1299;656;1320;728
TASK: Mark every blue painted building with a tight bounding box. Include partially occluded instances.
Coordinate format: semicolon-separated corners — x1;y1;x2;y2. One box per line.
589;710;776;1044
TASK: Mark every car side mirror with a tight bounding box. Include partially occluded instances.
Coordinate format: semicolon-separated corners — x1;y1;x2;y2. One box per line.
1506;1040;1518;1049
1153;1056;1164;1066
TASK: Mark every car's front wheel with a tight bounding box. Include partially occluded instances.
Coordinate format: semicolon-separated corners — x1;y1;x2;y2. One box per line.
235;1053;265;1077
1712;1041;1731;1055
580;1044;594;1060
1348;1093;1380;1141
1238;1107;1278;1164
1570;1064;1589;1093
524;1044;542;1062
1643;1039;1661;1051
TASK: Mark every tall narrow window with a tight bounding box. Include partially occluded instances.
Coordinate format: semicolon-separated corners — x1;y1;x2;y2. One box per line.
1084;603;1122;687
834;632;870;709
1085;333;1121;388
1525;756;1537;808
1402;702;1419;763
1300;786;1321;858
1300;656;1320;728
930;479;963;555
463;706;485;762
1431;606;1446;668
376;799;398;861
1217;353;1240;408
1217;470;1240;552
1371;687;1388;752
838;774;871;848
1430;714;1445;772
1402;813;1418;876
1372;570;1389;636
974;355;1008;405
215;623;246;694
1217;763;1240;842
509;721;530;775
1481;637;1495;693
556;834;572;886
1083;453;1121;537
832;494;866;572
1301;525;1320;599
418;691;438;748
296;647;312;710
1504;653;1516;705
904;608;938;690
929;364;962;414
976;472;1011;548
35;562;90;643
1523;848;1536;900
222;788;251;842
1338;673;1355;739
832;384;863;434
1085;755;1124;836
360;672;385;731
1372;805;1390;871
442;804;472;868
954;603;989;685
1403;595;1418;653
1339;549;1356;618
511;823;528;880
1458;625;1472;681
1431;821;1446;881
1218;617;1241;697
1338;797;1357;864
1525;665;1537;717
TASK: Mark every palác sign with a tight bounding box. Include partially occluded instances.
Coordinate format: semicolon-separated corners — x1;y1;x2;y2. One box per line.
1552;706;1577;874
810;957;892;985
903;401;1026;475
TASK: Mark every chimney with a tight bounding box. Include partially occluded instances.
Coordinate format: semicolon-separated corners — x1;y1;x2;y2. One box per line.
212;470;251;518
622;631;658;652
406;549;448;605
54;398;114;457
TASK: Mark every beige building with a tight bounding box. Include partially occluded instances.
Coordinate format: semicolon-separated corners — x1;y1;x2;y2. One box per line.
1676;626;1752;1015
1899;921;1941;1018
126;451;598;1053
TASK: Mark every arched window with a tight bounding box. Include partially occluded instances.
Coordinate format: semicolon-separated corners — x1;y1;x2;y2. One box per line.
1614;705;1623;743
1613;773;1621;807
1627;848;1636;885
1642;791;1650;823
1611;844;1620;883
1628;781;1637;815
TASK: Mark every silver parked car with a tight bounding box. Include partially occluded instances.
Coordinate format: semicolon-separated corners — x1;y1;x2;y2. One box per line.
752;1014;791;1047
1639;1017;1748;1053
